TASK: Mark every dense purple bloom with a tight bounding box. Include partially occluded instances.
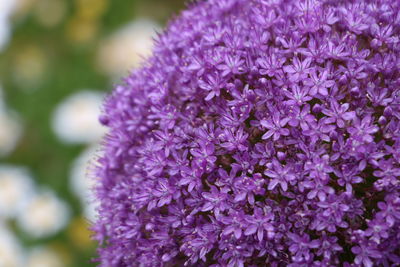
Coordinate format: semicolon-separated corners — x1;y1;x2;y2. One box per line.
334;163;363;193
347;115;379;143
93;0;400;266
304;69;335;96
283;57;313;82
244;207;274;242
264;158;296;192
260;113;290;141
322;100;356;128
316;232;342;260
288;232;320;262
351;241;382;267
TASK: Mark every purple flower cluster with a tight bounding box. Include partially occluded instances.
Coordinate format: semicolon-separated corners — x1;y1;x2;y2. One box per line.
93;0;400;266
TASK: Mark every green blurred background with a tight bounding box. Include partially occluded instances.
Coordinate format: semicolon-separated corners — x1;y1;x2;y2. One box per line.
0;0;184;266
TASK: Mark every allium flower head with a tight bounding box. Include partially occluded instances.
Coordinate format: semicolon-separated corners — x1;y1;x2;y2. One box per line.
93;0;400;266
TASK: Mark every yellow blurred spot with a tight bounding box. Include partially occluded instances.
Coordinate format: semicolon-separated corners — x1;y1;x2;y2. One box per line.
75;0;109;20
49;243;73;266
68;216;95;250
66;17;98;44
34;0;67;28
12;44;46;89
65;0;108;44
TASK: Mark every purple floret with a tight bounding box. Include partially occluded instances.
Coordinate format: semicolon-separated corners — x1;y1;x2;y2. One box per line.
93;0;400;266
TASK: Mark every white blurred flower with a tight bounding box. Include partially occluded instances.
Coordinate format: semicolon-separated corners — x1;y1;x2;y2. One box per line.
0;0;17;51
97;19;160;78
0;165;34;219
51;90;106;144
70;145;102;221
0;224;25;267
0;20;10;51
27;246;64;267
33;0;66;28
0;108;23;158
16;189;70;238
